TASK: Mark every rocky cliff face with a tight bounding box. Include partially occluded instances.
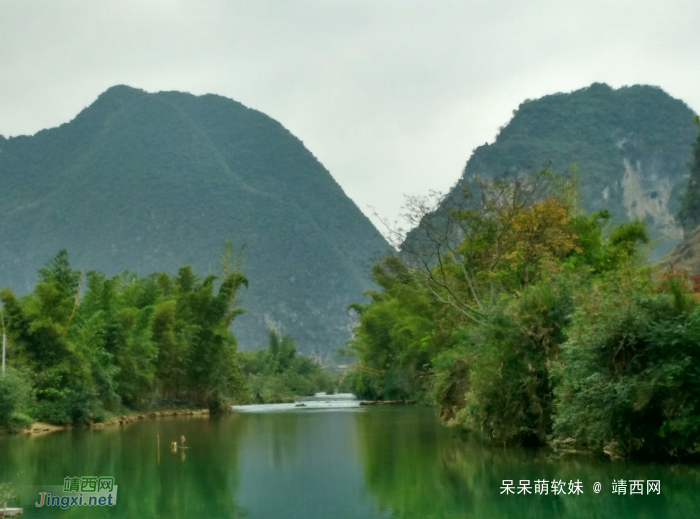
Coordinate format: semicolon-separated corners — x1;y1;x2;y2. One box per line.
620;157;684;241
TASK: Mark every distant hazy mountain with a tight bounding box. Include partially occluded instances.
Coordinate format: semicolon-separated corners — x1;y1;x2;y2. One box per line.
0;85;388;357
406;83;697;260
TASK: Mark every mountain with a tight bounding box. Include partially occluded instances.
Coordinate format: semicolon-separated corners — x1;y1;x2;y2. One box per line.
407;83;698;260
0;85;388;357
664;116;700;275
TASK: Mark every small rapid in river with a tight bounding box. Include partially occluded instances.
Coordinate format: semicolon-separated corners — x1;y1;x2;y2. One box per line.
232;392;360;413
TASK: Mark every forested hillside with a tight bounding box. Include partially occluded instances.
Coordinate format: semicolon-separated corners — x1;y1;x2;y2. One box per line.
0;86;388;356
406;83;697;260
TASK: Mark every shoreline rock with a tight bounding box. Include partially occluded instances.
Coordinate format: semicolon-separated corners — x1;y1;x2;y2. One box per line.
359;400;416;406
21;422;67;436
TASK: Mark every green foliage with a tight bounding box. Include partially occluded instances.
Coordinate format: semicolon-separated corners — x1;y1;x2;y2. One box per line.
351;170;697;458
345;255;443;401
240;330;335;403
352;174;639;407
0;369;33;432
0;250;249;424
553;268;700;458
433;280;574;445
0;86;388;358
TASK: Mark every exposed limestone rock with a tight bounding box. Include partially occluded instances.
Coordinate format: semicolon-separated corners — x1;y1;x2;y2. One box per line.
621;158;684;240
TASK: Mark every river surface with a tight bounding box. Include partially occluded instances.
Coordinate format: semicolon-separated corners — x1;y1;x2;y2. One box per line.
1;402;699;518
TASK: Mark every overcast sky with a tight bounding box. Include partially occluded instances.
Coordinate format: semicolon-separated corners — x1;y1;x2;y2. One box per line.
2;0;699;230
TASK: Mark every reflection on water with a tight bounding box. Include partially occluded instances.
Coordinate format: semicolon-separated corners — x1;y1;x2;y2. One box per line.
235;409;378;518
0;406;698;518
357;408;700;519
0;415;245;518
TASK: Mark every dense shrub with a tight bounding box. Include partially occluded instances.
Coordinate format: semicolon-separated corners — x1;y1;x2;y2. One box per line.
433;280;574;445
0;369;33;432
554;269;700;458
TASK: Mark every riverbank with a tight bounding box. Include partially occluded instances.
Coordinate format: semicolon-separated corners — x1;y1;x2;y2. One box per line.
21;408;211;436
18;397;416;437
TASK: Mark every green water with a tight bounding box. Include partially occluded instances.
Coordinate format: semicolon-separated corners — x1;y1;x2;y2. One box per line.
1;406;698;518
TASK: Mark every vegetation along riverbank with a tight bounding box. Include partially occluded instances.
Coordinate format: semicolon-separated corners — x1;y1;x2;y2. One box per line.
343;123;700;461
0;246;335;435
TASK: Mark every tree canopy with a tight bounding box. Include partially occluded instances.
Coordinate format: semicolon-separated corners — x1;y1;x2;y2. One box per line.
347;170;700;459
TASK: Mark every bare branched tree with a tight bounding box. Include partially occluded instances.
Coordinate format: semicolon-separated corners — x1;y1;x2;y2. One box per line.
376;171;563;324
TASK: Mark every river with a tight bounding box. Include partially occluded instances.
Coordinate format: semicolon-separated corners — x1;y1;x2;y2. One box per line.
0;399;698;518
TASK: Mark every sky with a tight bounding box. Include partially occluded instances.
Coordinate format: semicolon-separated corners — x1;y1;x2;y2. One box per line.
2;0;699;230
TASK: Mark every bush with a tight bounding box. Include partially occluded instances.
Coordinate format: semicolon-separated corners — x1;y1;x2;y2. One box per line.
31;385;100;425
433;280;574;445
0;369;33;432
553;270;700;458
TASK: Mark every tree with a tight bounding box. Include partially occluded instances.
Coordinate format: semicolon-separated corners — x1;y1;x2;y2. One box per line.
0;251;98;423
240;330;334;403
392;171;580;324
0;249;251;423
176;270;248;411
